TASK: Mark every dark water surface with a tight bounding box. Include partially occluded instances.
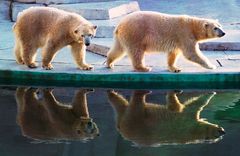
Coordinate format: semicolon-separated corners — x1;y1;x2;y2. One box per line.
0;86;240;156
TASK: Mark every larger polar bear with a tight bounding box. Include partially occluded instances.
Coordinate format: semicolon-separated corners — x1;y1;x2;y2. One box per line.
106;11;225;72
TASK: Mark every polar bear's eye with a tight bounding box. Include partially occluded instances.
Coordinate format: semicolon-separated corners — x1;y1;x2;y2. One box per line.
88;34;94;38
214;27;218;31
74;30;79;34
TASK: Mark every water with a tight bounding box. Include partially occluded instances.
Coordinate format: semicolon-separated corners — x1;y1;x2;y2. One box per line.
0;86;240;156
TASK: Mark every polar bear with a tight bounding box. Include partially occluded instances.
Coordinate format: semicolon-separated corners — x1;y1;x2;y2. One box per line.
13;7;97;70
106;11;225;72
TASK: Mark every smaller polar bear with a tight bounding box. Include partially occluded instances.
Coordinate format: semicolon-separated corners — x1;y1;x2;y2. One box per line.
13;7;97;70
106;11;225;72
107;90;225;146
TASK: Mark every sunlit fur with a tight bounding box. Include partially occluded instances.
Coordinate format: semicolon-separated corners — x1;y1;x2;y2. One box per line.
108;90;225;146
15;88;99;142
106;11;225;72
13;7;97;70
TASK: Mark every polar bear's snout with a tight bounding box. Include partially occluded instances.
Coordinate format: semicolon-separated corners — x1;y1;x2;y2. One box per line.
84;35;92;46
216;27;225;37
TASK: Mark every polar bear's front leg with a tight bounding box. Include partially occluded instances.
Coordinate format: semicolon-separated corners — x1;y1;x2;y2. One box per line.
71;43;93;70
166;91;185;112
72;89;94;117
182;43;216;70
42;40;62;70
167;49;182;73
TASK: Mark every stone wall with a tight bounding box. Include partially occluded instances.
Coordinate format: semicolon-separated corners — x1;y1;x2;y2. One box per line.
15;0;117;4
1;0;120;21
0;1;11;20
1;0;140;38
15;0;36;3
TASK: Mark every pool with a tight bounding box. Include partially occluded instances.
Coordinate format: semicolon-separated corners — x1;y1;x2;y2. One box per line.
0;86;239;156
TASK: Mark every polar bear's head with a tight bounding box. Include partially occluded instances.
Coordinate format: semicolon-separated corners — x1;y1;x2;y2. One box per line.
72;24;97;46
192;18;225;41
74;117;99;140
203;20;225;39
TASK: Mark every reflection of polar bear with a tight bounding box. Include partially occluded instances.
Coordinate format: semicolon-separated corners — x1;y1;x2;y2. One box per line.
107;90;225;146
15;88;99;142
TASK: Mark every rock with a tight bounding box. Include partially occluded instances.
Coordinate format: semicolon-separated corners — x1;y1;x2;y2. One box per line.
49;1;140;20
15;0;36;3
0;1;10;20
36;0;117;5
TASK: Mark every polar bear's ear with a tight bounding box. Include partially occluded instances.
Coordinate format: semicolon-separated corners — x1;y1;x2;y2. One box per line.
73;26;82;34
93;25;97;29
74;27;80;34
74;29;79;34
204;23;209;28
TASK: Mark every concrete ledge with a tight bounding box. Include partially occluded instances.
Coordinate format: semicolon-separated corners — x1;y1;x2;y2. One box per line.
15;0;36;3
0;1;10;20
200;42;240;51
12;2;44;21
50;1;139;20
108;1;139;19
0;69;239;89
87;38;112;56
11;1;139;21
87;43;110;56
36;0;117;5
0;56;239;89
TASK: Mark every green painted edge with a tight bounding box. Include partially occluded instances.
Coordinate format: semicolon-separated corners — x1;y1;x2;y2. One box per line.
0;69;239;89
